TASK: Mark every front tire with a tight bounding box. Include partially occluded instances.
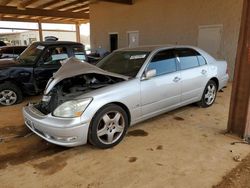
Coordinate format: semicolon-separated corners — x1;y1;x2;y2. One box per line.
88;104;128;149
0;82;23;106
198;80;217;108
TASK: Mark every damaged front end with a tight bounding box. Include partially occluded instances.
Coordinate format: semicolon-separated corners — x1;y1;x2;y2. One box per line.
34;58;128;115
36;73;126;115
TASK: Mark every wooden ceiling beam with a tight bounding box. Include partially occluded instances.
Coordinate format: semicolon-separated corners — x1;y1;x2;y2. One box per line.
55;0;89;10
0;16;86;24
0;0;12;6
18;0;40;8
0;5;89;19
99;0;134;5
37;0;63;9
67;4;89;12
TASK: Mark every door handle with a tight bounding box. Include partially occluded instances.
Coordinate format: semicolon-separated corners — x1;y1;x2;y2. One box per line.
201;69;207;75
173;77;181;82
19;72;30;76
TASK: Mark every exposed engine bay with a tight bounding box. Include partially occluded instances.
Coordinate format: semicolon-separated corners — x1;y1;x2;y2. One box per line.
35;73;125;115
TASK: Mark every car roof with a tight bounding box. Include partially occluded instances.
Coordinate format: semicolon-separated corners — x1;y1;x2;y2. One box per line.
0;46;27;49
118;45;173;52
117;45;202;53
32;41;83;46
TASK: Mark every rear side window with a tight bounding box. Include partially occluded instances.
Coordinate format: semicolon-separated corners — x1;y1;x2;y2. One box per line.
197;55;207;66
175;48;200;70
41;46;68;65
148;49;177;76
73;47;86;61
2;47;13;54
14;47;26;54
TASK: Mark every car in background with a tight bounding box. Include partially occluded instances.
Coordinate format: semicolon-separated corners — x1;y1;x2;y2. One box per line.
23;45;229;148
86;48;110;64
0;41;86;105
0;46;27;59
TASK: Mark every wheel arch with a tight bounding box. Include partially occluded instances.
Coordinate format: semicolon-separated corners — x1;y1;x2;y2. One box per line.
209;77;219;89
87;101;132;148
0;80;22;90
93;102;131;126
109;102;131;126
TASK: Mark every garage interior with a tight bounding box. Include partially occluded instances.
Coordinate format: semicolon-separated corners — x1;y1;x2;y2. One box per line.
0;0;249;188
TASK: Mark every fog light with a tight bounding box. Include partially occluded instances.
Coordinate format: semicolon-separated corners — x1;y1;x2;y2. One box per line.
55;136;77;142
66;137;77;142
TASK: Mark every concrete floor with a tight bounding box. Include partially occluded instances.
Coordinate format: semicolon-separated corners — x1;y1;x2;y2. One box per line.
0;84;249;188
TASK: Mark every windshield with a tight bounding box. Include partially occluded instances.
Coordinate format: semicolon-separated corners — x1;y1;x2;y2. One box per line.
18;44;44;65
96;51;149;77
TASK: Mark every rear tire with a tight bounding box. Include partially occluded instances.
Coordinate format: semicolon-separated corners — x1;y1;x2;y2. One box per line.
198;80;217;108
88;104;128;149
0;82;23;106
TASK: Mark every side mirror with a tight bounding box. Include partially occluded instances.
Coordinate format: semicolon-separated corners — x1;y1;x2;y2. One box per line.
142;69;156;80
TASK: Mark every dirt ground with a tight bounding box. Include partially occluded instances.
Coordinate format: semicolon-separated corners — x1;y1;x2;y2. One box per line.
214;153;250;188
0;84;249;188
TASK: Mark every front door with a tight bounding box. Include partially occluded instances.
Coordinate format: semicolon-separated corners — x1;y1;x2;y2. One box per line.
33;46;69;91
140;49;181;117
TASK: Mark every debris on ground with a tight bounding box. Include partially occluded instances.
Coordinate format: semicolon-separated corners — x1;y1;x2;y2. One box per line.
233;155;242;162
214;154;250;188
231;141;249;145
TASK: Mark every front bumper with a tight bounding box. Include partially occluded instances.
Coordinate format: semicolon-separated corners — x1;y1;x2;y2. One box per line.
23;104;90;147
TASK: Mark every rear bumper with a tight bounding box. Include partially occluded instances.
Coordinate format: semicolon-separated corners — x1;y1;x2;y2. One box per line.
219;74;229;90
23;104;90;147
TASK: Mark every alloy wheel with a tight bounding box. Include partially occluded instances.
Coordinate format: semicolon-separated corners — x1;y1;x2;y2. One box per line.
204;84;216;105
97;111;125;145
0;90;17;105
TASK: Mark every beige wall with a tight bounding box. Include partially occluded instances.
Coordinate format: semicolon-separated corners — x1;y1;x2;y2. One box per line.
90;0;244;79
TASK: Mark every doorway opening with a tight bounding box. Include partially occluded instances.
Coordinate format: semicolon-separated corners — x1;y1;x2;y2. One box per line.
109;33;118;52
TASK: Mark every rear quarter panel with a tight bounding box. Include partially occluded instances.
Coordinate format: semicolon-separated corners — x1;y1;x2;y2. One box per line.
195;47;229;90
207;60;229;90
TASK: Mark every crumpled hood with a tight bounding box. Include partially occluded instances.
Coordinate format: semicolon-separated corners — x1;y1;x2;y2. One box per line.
44;57;129;94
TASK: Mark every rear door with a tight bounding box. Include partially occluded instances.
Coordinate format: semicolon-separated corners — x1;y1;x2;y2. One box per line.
140;49;181;117
175;48;209;104
34;46;69;91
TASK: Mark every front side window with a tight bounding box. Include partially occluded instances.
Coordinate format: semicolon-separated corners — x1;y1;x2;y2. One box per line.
40;46;68;66
147;49;177;76
175;48;200;70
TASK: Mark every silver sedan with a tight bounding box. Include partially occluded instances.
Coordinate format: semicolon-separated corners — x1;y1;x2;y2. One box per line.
23;45;229;148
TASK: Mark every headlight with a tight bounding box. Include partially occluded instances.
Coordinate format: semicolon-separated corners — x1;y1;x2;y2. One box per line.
53;98;92;118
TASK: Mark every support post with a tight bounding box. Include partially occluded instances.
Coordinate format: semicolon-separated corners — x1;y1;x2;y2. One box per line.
38;21;43;41
227;0;250;141
76;23;81;42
